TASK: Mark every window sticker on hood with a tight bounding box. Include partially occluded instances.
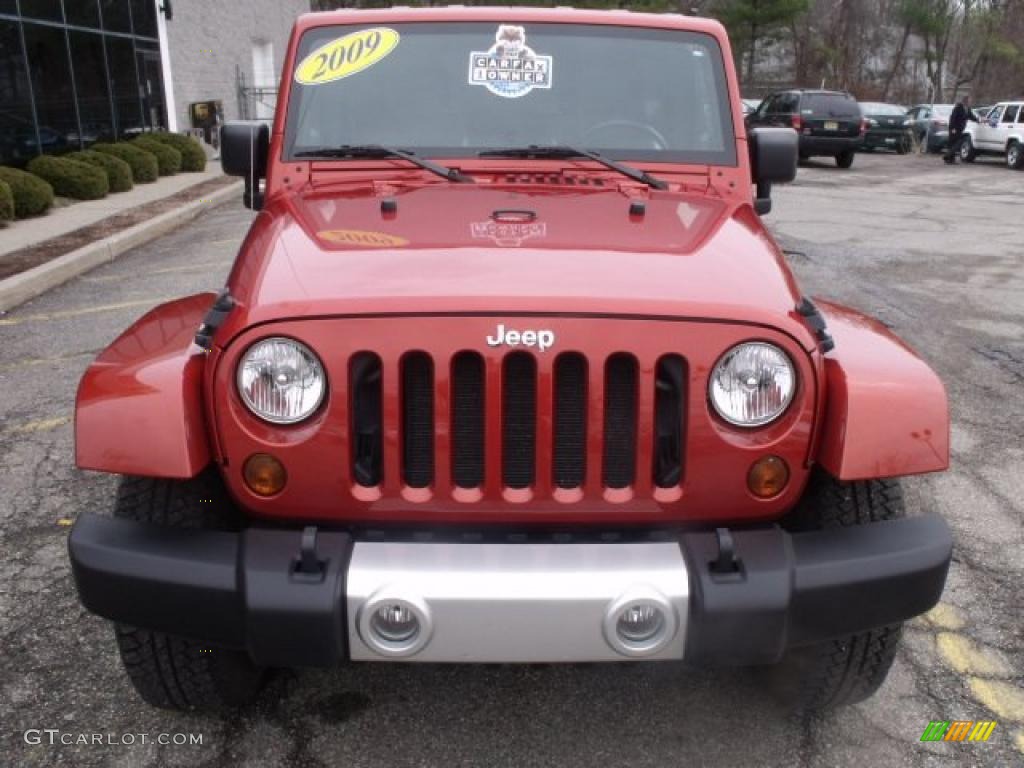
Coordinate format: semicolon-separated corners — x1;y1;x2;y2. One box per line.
295;27;400;86
468;25;552;99
317;229;408;247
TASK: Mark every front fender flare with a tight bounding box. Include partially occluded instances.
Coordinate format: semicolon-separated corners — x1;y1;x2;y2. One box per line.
815;300;949;480
75;293;215;478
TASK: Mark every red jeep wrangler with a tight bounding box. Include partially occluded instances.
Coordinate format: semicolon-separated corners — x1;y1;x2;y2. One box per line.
69;7;952;713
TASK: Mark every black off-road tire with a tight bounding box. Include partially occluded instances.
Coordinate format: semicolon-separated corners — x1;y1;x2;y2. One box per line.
767;471;906;712
1007;141;1024;170
111;469;267;711
959;136;977;162
836;150;855;169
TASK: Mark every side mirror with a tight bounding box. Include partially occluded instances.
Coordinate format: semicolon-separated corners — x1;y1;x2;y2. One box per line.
748;127;798;215
221;121;269;210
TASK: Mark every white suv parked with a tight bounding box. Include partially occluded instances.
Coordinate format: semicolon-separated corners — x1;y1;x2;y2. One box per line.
961;101;1024;168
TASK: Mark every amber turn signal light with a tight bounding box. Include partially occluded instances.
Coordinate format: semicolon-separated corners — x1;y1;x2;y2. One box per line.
243;453;287;496
747;456;789;499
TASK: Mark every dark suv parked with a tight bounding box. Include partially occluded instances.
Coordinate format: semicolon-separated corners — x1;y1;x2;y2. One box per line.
747;89;865;168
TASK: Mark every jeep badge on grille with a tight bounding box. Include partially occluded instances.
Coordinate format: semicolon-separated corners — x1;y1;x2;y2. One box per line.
486;324;555;351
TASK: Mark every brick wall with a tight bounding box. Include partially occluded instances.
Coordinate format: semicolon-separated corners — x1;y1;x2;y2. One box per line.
163;0;310;129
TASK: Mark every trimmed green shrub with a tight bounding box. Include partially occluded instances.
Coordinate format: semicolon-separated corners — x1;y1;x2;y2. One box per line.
131;137;182;176
148;131;207;172
0;165;55;218
94;142;159;183
0;179;13;225
67;149;134;193
27;154;109;200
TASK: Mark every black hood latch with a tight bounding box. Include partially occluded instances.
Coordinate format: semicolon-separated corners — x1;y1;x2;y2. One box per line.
796;297;835;353
195;288;235;351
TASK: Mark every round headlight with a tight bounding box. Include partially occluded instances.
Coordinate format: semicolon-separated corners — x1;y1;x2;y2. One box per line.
237;337;326;424
709;342;795;427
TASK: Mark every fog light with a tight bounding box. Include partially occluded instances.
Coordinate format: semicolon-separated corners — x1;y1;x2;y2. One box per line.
370;603;420;643
616;603;665;644
358;591;433;658
603;590;677;657
243;453;286;496
747;455;789;499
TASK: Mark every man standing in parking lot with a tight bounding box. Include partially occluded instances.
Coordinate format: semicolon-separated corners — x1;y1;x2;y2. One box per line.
945;94;978;163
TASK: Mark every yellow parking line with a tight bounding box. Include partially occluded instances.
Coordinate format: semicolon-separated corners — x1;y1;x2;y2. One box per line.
936;633;1013;677
0;350;98;373
922;602;965;630
0;298;168;327
3;416;70;434
970;678;1024;722
81;260;232;282
151;260;232;275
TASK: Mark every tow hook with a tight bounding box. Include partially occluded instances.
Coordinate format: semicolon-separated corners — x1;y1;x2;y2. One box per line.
710;527;743;581
292;526;326;583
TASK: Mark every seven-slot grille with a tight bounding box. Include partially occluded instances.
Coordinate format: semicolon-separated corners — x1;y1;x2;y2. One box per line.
348;350;687;499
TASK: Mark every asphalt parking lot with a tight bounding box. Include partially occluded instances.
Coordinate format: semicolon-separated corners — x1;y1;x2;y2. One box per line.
1;151;1022;768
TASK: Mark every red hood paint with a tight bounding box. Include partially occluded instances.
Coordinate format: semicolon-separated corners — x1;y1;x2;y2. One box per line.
222;180;813;349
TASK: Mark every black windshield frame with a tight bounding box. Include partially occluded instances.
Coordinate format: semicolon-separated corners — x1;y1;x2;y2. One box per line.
283;22;738;167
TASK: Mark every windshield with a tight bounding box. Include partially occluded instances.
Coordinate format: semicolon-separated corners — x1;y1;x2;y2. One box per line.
801;93;859;118
860;103;906;116
284;22;736;166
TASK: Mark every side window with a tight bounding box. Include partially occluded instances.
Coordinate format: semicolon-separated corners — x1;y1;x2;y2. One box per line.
779;93;799;113
988;106;1004;124
760;95;779;115
1002;105;1019;123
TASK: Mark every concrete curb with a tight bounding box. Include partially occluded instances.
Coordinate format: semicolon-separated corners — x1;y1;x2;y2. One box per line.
0;180;243;313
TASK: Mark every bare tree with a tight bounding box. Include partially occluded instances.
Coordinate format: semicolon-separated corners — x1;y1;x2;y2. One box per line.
308;0;1024;103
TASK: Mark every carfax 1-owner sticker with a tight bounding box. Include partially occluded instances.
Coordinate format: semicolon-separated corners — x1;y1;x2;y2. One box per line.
468;25;553;98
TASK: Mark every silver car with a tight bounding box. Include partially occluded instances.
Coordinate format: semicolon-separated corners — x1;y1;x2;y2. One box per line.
906;104;954;152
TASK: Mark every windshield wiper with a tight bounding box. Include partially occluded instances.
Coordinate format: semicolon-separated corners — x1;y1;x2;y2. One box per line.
293;144;473;183
478;146;668;190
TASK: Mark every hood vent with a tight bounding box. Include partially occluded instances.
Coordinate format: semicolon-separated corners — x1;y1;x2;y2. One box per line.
501;173;607;187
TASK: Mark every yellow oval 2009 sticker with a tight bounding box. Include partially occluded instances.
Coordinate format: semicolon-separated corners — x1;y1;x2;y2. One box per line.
295;27;400;85
318;229;409;248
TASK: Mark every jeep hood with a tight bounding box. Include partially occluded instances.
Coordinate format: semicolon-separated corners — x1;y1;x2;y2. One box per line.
224;183;812;348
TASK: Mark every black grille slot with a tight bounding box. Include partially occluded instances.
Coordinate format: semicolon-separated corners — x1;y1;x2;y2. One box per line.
502;352;536;489
602;354;638;489
553;353;587;488
653;355;686;488
451;352;485;488
401;352;434;488
349;352;383;486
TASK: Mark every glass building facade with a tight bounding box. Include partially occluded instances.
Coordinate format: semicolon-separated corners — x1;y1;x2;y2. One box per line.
0;0;167;166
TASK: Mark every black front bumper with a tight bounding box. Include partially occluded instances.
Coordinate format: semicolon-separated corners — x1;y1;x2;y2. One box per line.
69;514;952;667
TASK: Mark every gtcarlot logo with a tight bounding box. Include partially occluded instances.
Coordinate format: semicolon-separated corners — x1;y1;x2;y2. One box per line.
24;729;203;746
920;720;997;742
